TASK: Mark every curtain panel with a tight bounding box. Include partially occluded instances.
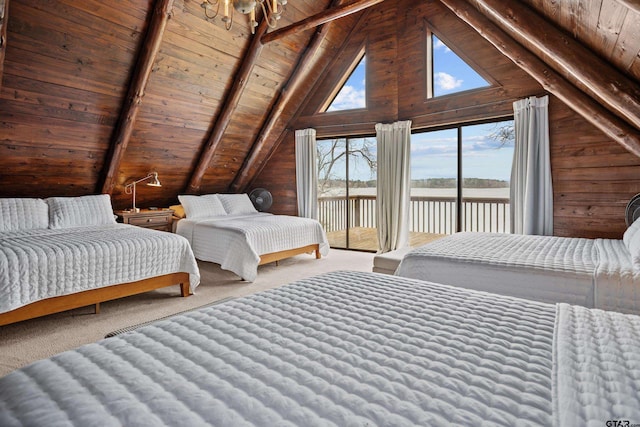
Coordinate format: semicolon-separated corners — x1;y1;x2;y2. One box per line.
376;120;412;253
295;129;318;219
510;95;553;235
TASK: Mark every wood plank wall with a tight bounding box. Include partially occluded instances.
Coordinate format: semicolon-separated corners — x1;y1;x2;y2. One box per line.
252;0;640;239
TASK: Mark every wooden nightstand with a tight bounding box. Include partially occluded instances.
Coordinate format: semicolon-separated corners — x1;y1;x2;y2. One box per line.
115;209;174;232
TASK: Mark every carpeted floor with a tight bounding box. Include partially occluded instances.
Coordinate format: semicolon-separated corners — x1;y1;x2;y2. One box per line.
0;249;375;377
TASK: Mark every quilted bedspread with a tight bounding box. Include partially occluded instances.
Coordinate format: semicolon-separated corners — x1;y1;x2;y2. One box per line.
176;213;329;281
553;303;640;426
396;232;599;307
1;271;638;425
0;224;200;314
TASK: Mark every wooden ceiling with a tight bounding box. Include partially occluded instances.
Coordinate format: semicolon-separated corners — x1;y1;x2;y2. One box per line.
1;0;639;211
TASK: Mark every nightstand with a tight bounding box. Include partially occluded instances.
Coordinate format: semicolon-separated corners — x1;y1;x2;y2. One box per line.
115;209;174;232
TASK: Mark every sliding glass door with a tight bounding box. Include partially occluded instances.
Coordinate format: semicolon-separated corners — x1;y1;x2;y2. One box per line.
317;137;377;251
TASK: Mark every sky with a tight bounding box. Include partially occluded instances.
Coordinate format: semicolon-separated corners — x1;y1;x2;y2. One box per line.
321;35;513;182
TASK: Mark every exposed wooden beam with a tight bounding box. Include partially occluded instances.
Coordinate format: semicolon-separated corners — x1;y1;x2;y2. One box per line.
185;15;270;194
463;0;640;131
438;0;640;157
261;0;385;44
230;0;359;192
100;0;174;194
616;0;640;15
0;0;9;92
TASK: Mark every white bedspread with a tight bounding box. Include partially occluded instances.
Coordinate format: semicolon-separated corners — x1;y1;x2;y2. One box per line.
396;232;598;306
176;213;329;281
553;303;640;426
0;271;557;426
396;232;640;314
0;224;200;314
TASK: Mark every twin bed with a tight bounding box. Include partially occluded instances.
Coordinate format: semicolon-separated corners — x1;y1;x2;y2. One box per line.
396;228;640;314
1;270;638;425
175;193;329;281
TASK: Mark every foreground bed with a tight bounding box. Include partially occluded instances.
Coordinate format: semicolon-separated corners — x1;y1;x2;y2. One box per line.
396;231;640;314
1;271;638;425
0;196;200;325
176;193;329;281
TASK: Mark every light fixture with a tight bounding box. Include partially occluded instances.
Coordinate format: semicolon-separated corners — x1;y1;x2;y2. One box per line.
124;172;161;213
201;0;287;34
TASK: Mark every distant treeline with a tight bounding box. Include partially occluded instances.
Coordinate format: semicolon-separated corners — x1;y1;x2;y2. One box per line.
322;178;509;188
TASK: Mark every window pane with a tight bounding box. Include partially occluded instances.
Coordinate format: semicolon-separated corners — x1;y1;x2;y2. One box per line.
432;35;489;97
326;56;367;112
461;121;514;233
347;137;377;250
317;138;348;248
410;128;458;240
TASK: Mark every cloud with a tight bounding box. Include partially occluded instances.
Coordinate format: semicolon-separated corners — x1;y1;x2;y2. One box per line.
327;85;366;111
433;39;451;52
434;72;463;91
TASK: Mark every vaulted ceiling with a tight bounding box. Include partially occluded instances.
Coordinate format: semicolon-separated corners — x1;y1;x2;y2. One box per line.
1;0;639;212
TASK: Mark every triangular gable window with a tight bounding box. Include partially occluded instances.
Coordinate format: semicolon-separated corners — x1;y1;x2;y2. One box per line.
323;52;366;112
429;34;489;98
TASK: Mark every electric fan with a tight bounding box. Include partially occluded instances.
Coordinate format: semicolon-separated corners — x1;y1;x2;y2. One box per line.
625;193;640;226
249;188;273;212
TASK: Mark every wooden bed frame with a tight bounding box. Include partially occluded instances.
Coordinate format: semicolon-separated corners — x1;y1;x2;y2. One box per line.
0;272;191;327
258;244;321;266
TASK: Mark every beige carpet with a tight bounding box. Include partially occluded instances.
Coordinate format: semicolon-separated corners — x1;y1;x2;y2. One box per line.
0;249;375;377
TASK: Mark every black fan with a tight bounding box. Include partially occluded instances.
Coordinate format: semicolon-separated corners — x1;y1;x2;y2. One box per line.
626;193;640;226
249;188;273;212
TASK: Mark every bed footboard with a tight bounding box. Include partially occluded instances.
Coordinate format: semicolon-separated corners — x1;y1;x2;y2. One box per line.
0;272;191;326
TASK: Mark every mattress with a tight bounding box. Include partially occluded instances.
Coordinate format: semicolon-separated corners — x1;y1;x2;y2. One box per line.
396;232;598;306
176;213;329;281
0;224;200;314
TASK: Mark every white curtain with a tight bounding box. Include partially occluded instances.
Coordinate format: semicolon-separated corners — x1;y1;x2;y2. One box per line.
510;95;553;235
376;120;412;253
295;128;318;219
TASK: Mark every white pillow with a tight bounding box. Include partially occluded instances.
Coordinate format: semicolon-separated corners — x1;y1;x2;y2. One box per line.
47;194;116;229
178;194;226;219
623;217;640;248
0;198;49;232
218;194;257;215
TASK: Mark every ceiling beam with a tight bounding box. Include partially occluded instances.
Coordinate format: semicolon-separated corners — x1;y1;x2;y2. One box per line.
438;0;640;157
261;0;385;44
0;0;9;92
616;0;640;15
185;15;270;194
100;0;175;194
230;0;361;192
463;0;640;131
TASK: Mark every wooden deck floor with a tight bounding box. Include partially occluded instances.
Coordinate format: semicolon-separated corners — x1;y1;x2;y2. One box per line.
326;227;447;251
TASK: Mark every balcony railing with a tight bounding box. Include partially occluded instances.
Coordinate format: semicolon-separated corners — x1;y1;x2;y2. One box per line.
318;195;510;235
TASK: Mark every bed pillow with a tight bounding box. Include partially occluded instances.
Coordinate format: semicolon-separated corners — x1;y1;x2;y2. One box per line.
47;194;116;229
623;217;640;248
218;193;257;215
178;194;226;219
0;198;49;232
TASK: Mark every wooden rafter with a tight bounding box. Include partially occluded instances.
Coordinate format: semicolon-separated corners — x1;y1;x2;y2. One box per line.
0;0;9;92
185;15;270;194
616;0;640;15
438;0;640;157
464;0;640;131
100;0;175;194
261;0;385;44
230;0;359;192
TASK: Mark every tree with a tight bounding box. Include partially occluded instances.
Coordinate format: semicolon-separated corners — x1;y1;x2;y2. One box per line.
317;138;377;195
488;121;515;148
